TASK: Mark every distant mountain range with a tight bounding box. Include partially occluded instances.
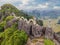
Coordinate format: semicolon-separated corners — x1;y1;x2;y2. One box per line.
24;9;60;19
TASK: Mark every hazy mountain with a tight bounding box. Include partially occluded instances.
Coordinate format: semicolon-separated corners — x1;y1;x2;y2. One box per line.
25;9;60;19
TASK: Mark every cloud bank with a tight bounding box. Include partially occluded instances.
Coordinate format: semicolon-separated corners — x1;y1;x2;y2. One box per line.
0;0;60;10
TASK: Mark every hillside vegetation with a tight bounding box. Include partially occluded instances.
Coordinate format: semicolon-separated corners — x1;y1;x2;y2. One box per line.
0;4;33;20
0;4;30;45
0;4;58;45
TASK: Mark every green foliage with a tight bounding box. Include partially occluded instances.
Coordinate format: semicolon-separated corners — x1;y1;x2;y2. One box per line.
1;4;19;14
57;32;60;35
0;21;6;27
36;20;43;26
20;13;33;20
0;32;5;45
44;39;55;45
0;30;28;45
0;23;28;45
0;4;33;20
57;19;60;24
5;16;14;21
13;30;28;45
0;21;6;32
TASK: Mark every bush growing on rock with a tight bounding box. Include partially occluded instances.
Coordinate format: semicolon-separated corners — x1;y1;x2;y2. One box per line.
5;16;14;21
44;39;55;45
0;30;28;45
36;20;43;26
0;18;21;44
0;21;6;32
13;30;28;45
0;25;28;45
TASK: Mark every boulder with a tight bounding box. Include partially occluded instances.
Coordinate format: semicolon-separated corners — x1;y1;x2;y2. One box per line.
18;19;30;35
53;39;60;45
32;25;43;38
45;27;54;40
54;33;60;43
5;18;18;29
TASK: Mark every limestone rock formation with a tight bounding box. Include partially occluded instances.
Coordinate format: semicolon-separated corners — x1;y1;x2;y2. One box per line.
5;18;18;29
54;33;60;43
45;27;54;40
3;16;60;45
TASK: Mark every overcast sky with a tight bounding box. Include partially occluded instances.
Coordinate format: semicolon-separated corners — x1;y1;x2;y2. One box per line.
0;0;60;10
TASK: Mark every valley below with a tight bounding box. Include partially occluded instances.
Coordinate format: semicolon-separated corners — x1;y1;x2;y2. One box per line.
43;19;60;33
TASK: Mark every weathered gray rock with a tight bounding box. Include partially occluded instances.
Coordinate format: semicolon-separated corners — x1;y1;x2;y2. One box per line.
53;39;60;45
54;33;60;43
3;16;60;45
18;19;30;35
18;19;43;38
18;19;25;30
5;18;18;29
42;27;46;35
45;27;54;40
32;25;43;38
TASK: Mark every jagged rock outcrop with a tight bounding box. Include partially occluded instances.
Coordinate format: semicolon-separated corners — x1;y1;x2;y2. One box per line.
54;33;60;43
18;19;30;35
45;27;54;40
18;19;43;38
32;24;43;38
5;18;18;29
3;16;60;45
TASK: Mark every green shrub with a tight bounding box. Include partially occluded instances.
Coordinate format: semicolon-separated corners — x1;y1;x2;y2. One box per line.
0;21;6;27
13;30;28;45
0;30;28;45
0;26;28;45
0;21;6;32
5;16;14;21
44;39;55;45
36;20;43;26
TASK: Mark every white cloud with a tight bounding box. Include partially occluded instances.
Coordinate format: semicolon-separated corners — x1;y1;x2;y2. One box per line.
20;0;30;5
17;2;49;10
0;0;55;10
0;0;17;3
16;0;35;10
0;0;33;5
53;6;60;9
36;4;48;9
0;0;35;10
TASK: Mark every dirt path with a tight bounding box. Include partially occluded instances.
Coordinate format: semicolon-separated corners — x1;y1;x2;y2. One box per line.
26;38;44;45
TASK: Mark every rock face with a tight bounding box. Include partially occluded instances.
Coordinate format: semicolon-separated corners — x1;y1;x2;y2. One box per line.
18;19;43;38
5;18;18;29
45;27;54;40
32;25;43;38
53;39;60;45
4;17;60;45
54;33;60;43
18;19;30;35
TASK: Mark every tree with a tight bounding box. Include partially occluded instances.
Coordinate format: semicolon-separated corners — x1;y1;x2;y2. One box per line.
1;4;33;20
36;20;43;26
57;19;60;24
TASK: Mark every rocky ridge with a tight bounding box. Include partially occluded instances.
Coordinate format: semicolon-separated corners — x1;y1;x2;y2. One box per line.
2;14;60;45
